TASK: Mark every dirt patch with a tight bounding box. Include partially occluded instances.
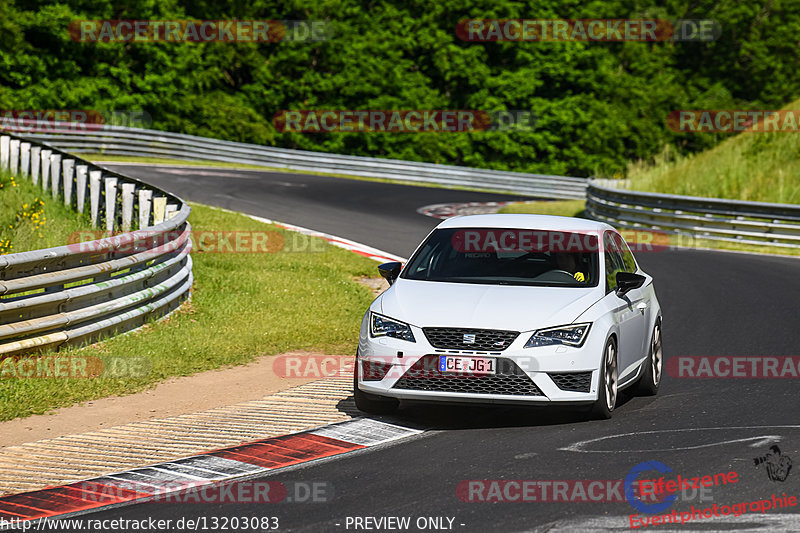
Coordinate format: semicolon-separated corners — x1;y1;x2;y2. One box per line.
356;276;389;297
0;351;328;449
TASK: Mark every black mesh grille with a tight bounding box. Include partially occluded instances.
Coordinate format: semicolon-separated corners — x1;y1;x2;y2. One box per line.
423;328;519;351
361;360;392;381
549;372;592;392
393;355;542;396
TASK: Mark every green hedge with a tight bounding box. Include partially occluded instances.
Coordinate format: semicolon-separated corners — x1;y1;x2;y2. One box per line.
2;0;799;177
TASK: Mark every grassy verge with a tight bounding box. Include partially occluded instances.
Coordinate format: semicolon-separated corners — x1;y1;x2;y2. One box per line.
498;199;800;257
623;98;800;204
89;154;279;170
498;199;586;218
0;170;93;254
0;202;378;421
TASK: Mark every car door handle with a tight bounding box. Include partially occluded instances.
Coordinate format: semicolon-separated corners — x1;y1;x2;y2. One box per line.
636;302;648;313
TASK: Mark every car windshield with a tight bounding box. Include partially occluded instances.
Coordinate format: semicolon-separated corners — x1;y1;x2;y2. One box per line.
401;227;599;287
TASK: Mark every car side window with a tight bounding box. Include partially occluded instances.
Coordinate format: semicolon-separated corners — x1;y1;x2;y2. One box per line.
604;232;626;293
613;233;637;273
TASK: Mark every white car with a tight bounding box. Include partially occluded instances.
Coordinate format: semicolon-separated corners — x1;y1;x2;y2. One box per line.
355;214;662;419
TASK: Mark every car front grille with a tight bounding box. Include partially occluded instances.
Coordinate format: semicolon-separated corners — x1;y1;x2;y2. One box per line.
392;355;542;396
422;328;519;351
549;372;593;392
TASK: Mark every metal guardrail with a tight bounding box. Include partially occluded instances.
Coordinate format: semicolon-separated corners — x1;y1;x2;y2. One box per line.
22;125;588;200
586;181;800;249
17;124;800;251
0;131;193;356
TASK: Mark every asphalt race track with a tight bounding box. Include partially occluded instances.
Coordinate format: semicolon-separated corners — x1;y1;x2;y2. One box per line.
68;164;800;532
109;164;530;257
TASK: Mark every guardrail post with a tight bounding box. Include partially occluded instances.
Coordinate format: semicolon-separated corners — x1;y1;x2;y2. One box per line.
0;135;9;169
9;140;20;175
138;189;152;229
153;197;167;224
0;129;193;355
62;159;75;207
41;149;52;191
121;183;135;232
20;142;30;175
89;170;102;227
76;165;88;213
30;146;41;185
50;153;61;199
104;177;118;232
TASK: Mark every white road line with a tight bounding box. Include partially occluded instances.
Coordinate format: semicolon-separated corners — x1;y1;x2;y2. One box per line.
560;426;800;453
243;213;407;263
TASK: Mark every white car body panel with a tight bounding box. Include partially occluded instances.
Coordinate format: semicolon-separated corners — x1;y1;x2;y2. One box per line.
356;214;662;407
379;280;601;332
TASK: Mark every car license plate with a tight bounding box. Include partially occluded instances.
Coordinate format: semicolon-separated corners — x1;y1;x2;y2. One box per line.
439;355;496;375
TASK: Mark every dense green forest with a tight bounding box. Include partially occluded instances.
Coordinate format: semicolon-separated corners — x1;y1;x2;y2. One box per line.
1;0;799;176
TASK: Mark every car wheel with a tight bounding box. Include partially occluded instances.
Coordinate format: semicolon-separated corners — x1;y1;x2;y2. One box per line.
353;366;399;415
632;320;662;396
590;337;618;420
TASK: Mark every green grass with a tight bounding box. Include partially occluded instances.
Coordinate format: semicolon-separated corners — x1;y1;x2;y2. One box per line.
0;170;94;254
623;98;800;204
87;154;277;170
689;238;800;256
497;199;587;218
0;202;378;421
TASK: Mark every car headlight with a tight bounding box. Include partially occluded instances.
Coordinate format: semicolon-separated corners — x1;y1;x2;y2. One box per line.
370;312;416;342
524;323;591;348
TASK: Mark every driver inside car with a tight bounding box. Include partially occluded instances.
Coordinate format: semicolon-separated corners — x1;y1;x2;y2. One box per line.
554;253;586;282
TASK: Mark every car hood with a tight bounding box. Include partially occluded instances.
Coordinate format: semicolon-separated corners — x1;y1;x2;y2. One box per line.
378;278;602;332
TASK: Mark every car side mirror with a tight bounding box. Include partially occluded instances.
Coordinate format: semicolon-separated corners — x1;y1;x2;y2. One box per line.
378;262;402;285
615;271;645;298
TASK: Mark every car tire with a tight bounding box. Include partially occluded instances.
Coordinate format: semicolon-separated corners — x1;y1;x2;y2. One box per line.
590;337;618;420
353;367;399;415
632;319;662;396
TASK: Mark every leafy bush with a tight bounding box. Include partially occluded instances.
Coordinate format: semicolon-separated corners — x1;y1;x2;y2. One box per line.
2;0;799;177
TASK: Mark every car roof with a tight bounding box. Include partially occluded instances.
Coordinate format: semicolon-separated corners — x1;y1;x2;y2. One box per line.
435;214;616;232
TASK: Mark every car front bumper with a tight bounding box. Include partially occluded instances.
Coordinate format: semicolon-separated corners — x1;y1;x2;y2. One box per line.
357;318;606;405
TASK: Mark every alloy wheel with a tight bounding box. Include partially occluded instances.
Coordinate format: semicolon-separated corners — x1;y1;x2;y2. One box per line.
604;341;618;411
651;323;663;386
